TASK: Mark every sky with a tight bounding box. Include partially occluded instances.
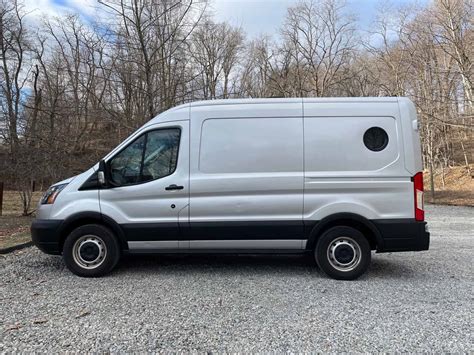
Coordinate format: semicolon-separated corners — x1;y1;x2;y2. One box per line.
23;0;101;23
23;0;429;36
211;0;380;37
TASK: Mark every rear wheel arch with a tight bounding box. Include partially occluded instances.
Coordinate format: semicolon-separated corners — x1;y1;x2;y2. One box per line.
306;213;383;251
58;212;127;252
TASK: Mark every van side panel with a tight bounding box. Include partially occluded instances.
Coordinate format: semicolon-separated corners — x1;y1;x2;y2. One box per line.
304;116;400;173
188;102;305;243
302;100;414;221
199;118;302;174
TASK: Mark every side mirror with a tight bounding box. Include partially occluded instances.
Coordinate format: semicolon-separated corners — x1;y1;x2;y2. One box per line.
98;160;107;186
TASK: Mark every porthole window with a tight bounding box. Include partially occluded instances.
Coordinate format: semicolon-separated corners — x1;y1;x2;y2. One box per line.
363;127;389;152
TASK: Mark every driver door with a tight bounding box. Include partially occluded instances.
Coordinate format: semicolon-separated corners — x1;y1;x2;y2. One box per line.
99;121;189;250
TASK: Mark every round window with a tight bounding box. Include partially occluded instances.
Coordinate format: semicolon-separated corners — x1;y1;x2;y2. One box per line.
363;127;389;152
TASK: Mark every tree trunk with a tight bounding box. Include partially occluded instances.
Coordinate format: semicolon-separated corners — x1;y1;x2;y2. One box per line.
429;161;436;202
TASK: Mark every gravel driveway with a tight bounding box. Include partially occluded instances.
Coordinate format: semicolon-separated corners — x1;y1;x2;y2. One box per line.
1;204;473;352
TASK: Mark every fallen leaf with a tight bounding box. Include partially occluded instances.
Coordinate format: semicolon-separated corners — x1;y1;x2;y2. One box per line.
4;324;22;332
33;319;48;324
75;310;90;318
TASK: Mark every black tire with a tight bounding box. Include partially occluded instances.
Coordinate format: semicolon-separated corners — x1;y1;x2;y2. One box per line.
63;224;121;277
315;226;371;280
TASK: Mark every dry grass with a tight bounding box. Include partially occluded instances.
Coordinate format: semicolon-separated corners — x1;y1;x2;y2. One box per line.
0;228;31;249
0;191;42;249
1;191;43;216
0;215;34;250
424;165;474;207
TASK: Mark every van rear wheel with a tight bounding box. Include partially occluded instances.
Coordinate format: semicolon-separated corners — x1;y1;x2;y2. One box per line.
315;226;371;280
63;224;120;277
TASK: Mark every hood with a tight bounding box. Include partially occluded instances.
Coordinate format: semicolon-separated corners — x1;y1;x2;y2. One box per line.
53;175;77;186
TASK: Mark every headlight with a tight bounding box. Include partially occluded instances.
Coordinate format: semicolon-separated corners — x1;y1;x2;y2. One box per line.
41;184;68;205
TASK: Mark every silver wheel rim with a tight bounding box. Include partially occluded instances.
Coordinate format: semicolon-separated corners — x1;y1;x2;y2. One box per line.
72;235;107;269
327;236;362;272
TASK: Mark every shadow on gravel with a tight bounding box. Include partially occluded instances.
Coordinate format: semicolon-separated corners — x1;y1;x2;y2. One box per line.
26;250;418;280
115;253;316;275
109;253;418;280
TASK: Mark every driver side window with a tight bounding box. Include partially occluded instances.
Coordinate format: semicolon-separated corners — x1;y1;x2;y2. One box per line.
109;128;180;186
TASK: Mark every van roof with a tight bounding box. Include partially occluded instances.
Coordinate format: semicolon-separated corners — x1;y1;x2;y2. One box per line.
151;97;404;124
190;97;399;107
166;97;400;111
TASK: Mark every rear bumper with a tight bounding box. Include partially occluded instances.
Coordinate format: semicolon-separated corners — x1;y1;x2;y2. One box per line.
31;219;63;255
374;219;430;252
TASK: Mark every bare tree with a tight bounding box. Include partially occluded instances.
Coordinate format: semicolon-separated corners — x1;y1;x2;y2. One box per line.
281;0;357;97
100;0;207;121
0;0;30;152
0;0;39;214
190;19;243;99
431;0;473;113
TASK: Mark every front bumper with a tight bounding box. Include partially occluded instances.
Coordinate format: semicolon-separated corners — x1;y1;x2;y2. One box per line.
374;219;430;252
31;219;63;255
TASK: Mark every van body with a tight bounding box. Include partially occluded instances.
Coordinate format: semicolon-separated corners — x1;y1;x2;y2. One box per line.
31;97;429;279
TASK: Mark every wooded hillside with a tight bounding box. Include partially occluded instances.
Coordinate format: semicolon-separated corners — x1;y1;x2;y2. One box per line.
1;0;472;214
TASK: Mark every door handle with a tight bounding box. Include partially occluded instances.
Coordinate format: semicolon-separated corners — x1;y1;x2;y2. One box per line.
165;184;184;191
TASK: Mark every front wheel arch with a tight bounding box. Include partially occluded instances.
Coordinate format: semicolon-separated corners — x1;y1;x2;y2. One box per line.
58;212;127;252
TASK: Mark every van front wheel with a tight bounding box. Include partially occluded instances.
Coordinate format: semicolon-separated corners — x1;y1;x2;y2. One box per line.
63;224;120;277
315;226;371;280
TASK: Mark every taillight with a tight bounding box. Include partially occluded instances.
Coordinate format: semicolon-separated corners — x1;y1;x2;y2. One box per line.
413;172;424;221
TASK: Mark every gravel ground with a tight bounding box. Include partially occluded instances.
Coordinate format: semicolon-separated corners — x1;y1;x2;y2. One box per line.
1;205;473;352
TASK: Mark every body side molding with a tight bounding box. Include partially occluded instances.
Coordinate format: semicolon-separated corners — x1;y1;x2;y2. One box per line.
128;239;307;250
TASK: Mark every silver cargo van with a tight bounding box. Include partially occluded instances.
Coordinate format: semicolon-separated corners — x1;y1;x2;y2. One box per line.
31;98;429;280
